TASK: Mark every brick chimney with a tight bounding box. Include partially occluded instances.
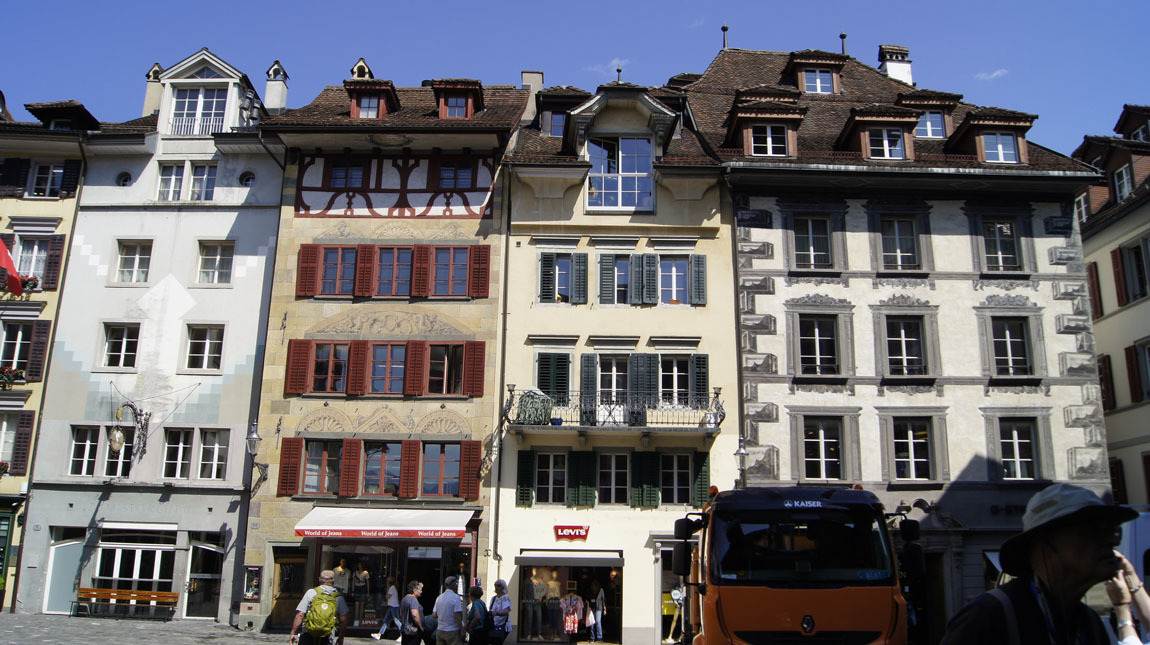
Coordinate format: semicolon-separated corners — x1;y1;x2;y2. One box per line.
878;45;913;86
521;70;543;124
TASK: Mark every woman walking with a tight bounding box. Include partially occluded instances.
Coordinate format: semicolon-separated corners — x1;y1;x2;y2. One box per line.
466;586;489;645
488;580;511;645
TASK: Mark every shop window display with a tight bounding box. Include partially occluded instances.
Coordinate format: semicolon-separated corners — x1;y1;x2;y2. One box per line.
519;566;622;642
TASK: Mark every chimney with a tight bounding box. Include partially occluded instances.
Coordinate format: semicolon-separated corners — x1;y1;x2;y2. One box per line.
141;63;164;117
264;60;289;115
520;70;543;124
878;45;913;86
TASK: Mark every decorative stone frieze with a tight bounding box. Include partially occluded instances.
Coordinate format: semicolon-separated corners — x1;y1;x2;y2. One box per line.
980;294;1035;307
973;279;1039;291
312;309;467;336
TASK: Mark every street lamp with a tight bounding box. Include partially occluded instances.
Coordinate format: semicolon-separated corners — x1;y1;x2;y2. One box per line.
734;429;749;490
247;421;269;495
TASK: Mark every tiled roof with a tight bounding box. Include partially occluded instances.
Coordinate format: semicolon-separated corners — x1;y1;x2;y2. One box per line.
504;129;584;166
24;100;84;110
538;86;591;96
849;103;920;118
898;89;963;103
97;113;158;134
264;84;528;129
964;106;1037;121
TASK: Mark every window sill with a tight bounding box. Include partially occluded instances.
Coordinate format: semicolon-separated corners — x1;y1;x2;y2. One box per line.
21;195;63;201
92;366;139;374
987;376;1043;386
176;368;224;376
584;209;655;216
880;376;936;384
978;271;1031;280
791;374;849;383
875;270;929;278
106;282;152;288
885;481;946;491
788;268;843;276
188;283;234;290
867;157;911;162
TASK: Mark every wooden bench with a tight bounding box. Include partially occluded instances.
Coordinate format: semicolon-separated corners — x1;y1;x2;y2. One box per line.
71;588;179;621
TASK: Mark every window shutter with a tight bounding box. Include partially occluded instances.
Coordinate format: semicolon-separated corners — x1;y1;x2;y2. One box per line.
0;159;27;193
538;353;569;402
627;354;652;426
537;353;555;395
539;253;556;303
541;112;552;137
25;319;52;382
568;451;595;507
346;340;370;395
42;234;66;290
599;254;615;305
60;159;82;197
1100;354;1116;411
9;410;34;476
571;253;588;304
398;440;421;498
642;452;660;508
296;245;320;297
404;340;428;396
354;244;375;297
629;256;644;306
691;450;710;508
1086;261;1103;319
411;245;432;297
463;341;485;397
339;439;363;497
1126;345;1144;403
580;354;597;426
1113;248;1129;308
643;254;659;304
689;254;707;305
516;449;536;506
459;439;482;499
468;245;491;298
630;452;644;508
689;354;709;409
284;340;312;395
15;161;30;194
277;437;304;496
1111;458;1129;505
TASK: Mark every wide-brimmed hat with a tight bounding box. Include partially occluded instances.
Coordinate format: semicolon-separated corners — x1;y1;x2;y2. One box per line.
1000;483;1137;575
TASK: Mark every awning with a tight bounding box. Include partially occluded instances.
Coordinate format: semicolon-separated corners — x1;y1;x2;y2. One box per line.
99;521;178;532
514;550;624;567
294;507;473;539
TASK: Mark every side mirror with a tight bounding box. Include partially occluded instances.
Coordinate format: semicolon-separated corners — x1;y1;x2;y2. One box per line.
672;541;692;577
899;519;920;542
674;517;700;541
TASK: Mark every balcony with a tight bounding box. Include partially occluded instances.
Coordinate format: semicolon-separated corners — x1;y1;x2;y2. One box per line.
504;386;724;434
169;117;225;136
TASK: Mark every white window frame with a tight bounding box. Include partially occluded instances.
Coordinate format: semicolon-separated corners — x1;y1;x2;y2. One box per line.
1;322;31;372
358;95;380;119
872;302;941;380
16;236;48;281
597;452;629;504
117;241;152;283
586;136;654;212
999;419;1035;480
892;418;932;480
659;256;688;304
785;297;856;379
163;428;193;479
186;325;224;370
659;356;690;407
104;427;134;478
0;414;16;464
803;68;834;93
535;452;566;505
190;164;217;201
198;242;234;285
991;317;1032;377
29;163;64;198
103;323;140;369
170;86;228;136
198;429;228;480
794;216;833;269
1116;164;1134;201
613;256;630;304
1073;193;1089;225
868;128;906;160
915;112;945;138
750;124;787;156
803;417;844;480
983;132;1019;163
877;408;950;484
797;315;839;376
879;218;920;270
1132;125;1148;142
157;164;184;201
1122;239;1150;302
70;426;98;476
660;453;692;505
974;301;1047;380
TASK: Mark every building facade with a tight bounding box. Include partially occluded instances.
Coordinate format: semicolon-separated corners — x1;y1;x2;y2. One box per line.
240;59;526;634
17;49;284;622
1075;105;1150;505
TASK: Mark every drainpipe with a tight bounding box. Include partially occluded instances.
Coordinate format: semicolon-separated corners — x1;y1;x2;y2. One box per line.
490;159;514;577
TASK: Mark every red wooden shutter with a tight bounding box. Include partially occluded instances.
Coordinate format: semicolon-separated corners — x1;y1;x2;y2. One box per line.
463;341;485;397
346;341;370;395
25;319;52;382
354;244;375;297
277;437;304;496
1086;261;1103;319
9;410;34;476
1126;345;1144;403
459;439;482;499
339;438;363;497
1113;248;1129;308
404;341;428;395
284;340;312;394
1100;354;1116;411
411;245;432;297
398;440;421;498
468;245;490;298
42;234;66;290
296;245;320;297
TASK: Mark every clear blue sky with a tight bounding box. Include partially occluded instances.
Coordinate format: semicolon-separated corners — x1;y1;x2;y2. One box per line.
3;0;1146;156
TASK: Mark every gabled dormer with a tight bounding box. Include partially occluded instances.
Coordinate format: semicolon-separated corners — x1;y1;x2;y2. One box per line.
835;104;920;160
784;50;848;95
949;107;1035;164
537;86;591;138
24;100;100;131
158;48;257;136
1114;104;1150;142
725;86;805;158
430;79;484;120
897;89;962;139
343;60;399;120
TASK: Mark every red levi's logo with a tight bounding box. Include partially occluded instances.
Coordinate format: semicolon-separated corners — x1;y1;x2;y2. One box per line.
554;525;590;541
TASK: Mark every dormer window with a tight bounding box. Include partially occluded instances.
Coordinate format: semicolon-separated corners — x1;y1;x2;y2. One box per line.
445;95;467;119
550;113;566;137
357;95;380;119
1115;164;1133;200
869;129;906;160
1132;125;1148;142
915;112;945;138
983;132;1019;163
587;137;653;210
751;125;787;156
49;119;72;131
803;69;834;94
172;87;227;136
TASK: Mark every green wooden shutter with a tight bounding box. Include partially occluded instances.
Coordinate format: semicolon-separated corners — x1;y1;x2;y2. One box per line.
629;256;644;306
580;353;598;426
568;451;596;507
539;253;556;302
630;452;659;508
538;353;570;404
642;254;659;304
627;354;654;426
517;449;536;506
689;254;707;305
599;254;615;304
571;253;588;304
689;354;709;409
692;451;711;508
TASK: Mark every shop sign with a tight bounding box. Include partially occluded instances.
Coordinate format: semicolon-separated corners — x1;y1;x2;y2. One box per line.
295;528;466;538
554;525;590;541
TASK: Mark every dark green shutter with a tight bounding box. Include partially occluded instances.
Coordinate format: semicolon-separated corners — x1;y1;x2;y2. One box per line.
538;353;569;405
692;451;710;508
568;451;596;507
599;254;615;305
630;452;644;508
689;354;709;409
642;254;659;304
627;354;655;426
580;354;598;426
630;452;659;508
571;253;588;304
629;256;643;306
689;254;707;305
539;253;556;302
517;450;536;506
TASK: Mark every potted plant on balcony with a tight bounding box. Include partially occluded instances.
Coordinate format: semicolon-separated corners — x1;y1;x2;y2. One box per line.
0;366;24;390
0;462;9;477
20;275;38;292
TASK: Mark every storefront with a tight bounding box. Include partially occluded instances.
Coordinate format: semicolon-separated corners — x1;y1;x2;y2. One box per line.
513;550;624;643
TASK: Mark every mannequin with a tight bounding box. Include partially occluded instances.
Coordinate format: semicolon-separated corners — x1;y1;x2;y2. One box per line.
333;557;351;593
523;567;542;639
544;569;562;638
353;561;370;625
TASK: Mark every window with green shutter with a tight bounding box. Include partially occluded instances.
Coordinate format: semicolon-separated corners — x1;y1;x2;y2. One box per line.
516;449;535;506
630;451;659;508
536;352;570;405
692;450;710;508
568;451;597;507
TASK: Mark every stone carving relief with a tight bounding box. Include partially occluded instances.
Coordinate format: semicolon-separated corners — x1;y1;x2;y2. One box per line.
371;221;473;240
314;309;466;336
873;278;933;289
980;294;1034;308
416;410;470;435
973;279;1038;292
790;382;854;395
784;294;852;307
878;294;931;307
785;276;848;287
317;221;357;239
297;408;353;433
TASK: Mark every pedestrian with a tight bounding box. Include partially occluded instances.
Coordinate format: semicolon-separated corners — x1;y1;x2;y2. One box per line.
941;483;1136;645
466;585;490;645
432;576;465;645
587;580;605;642
378;579;424;644
289;569;349;645
488;579;511;645
377;575;402;639
1106;550;1150;645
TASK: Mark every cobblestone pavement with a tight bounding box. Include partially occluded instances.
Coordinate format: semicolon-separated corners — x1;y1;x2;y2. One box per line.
0;613;400;645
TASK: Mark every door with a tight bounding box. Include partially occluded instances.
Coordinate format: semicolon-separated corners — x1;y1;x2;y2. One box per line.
270;547;308;629
44;539;85;614
184;538;225;618
405;546;442;616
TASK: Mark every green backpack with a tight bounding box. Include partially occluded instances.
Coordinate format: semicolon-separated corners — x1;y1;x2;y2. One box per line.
304;587;341;637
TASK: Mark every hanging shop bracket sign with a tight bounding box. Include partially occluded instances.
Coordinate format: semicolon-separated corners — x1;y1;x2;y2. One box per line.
294;507;473;539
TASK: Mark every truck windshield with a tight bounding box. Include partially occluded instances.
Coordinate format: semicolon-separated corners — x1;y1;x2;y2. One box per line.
710;508;894;587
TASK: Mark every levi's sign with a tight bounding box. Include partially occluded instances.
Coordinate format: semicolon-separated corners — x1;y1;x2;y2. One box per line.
295;528;466;539
554;525;590;541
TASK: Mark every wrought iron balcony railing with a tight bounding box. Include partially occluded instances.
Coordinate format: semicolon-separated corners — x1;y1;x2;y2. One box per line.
169;116;225;136
504;386;724;430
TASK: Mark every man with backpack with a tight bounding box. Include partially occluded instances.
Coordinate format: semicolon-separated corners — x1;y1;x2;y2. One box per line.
290;570;350;645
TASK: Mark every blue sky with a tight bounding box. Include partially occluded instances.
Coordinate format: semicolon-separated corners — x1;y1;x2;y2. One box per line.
3;0;1146;155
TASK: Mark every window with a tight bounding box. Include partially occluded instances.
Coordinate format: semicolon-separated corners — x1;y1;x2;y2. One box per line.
117;242;152;283
1073;193;1089;225
999;419;1035;480
329;163;365;189
369;343;405;394
104;324;139;368
433;247;469;296
198;242;233;284
798;315;839;375
869;129;906;160
427;344;464;395
1132;125;1148;141
794;217;832;269
49;119;72;131
163;428;193;478
872;300;942;380
358;95;379;119
422;443;460;496
598;355;628;404
540;253;574;303
1123;241;1149;302
660;454;691;504
70;427;98;476
299;243;489;300
878;408;949;484
1;323;30;371
1115;164;1134;201
612;255;630;304
199;429;228;479
363;442;402;495
186;325;223;370
660;356;690;406
376;247;413;296
975;300;1045;380
983;132;1018;163
445;95;467;119
659;257;688;304
157;165;184;201
751;125;787;156
116;172;132;187
588;137;653;210
880;218;920;270
320;247;356;295
803;69;834;93
15;237;48;281
550;113;566;137
915;112;945;138
803;417;842;480
190;165;216;201
303;440;341;494
438;163;473;190
981;220;1021;272
31;163;63;197
892;418;932;480
991;318;1031;376
536;352;571;404
171;87;227;135
981;409;1051;481
536;452;566;504
238;171;255;187
598;453;628;504
785;297;855;380
311;342;349;393
885;317;926;376
104;428;134;477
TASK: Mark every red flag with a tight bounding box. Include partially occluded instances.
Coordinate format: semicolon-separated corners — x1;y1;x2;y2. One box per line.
0;241;22;297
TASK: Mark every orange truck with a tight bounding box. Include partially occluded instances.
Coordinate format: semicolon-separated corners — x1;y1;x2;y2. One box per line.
671;487;916;645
